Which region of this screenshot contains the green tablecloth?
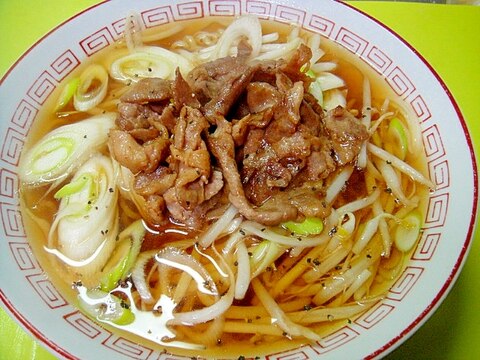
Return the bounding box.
[1,1,479,359]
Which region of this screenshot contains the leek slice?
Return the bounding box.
[250,240,284,278]
[100,220,146,291]
[48,154,119,276]
[55,77,80,112]
[394,209,423,252]
[309,79,324,107]
[386,117,408,160]
[77,287,135,325]
[110,45,193,83]
[317,72,345,91]
[74,64,109,111]
[19,113,115,185]
[282,217,324,236]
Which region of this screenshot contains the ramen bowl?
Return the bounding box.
[0,0,477,359]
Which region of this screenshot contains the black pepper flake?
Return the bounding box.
[248,252,253,257]
[347,319,352,324]
[306,258,312,263]
[282,331,289,337]
[83,135,87,139]
[335,265,342,270]
[366,254,372,259]
[234,261,239,266]
[239,229,245,236]
[385,187,392,194]
[148,67,152,72]
[297,237,303,241]
[266,266,272,272]
[329,226,338,237]
[87,200,92,205]
[303,304,313,311]
[216,338,222,345]
[386,160,392,164]
[313,258,321,266]
[247,318,252,323]
[109,187,114,193]
[260,228,266,232]
[238,356,246,360]
[327,314,334,321]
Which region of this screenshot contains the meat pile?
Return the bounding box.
[109,44,368,229]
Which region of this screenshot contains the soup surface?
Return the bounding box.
[19,15,432,358]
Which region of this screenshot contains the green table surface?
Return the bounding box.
[1,1,479,359]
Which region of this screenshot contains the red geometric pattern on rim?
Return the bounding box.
[1,127,24,166]
[0,168,18,198]
[424,192,449,228]
[176,1,205,19]
[307,14,335,37]
[79,27,115,56]
[410,94,432,123]
[267,348,311,360]
[274,5,306,25]
[386,66,416,98]
[335,27,369,56]
[26,273,68,309]
[9,242,39,271]
[365,46,393,74]
[102,336,154,359]
[142,5,174,27]
[245,0,272,19]
[355,302,395,329]
[26,71,57,106]
[111,18,127,39]
[0,202,24,237]
[422,124,445,162]
[64,311,112,340]
[412,232,441,261]
[429,159,450,190]
[10,99,38,134]
[49,49,80,81]
[312,326,359,354]
[387,266,424,301]
[208,0,241,16]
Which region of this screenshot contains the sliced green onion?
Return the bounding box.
[386,117,408,160]
[74,64,109,111]
[249,240,284,278]
[317,72,345,91]
[55,77,80,112]
[54,174,91,200]
[110,45,193,83]
[309,79,323,107]
[77,287,135,325]
[100,220,146,291]
[323,88,347,111]
[282,217,324,236]
[48,154,119,276]
[394,209,423,252]
[19,113,115,185]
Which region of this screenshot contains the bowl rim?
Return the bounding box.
[0,0,478,359]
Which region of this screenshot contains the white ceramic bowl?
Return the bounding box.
[0,0,477,359]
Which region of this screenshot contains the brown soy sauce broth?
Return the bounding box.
[19,16,430,359]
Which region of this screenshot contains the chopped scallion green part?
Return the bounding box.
[282,217,324,236]
[394,209,422,252]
